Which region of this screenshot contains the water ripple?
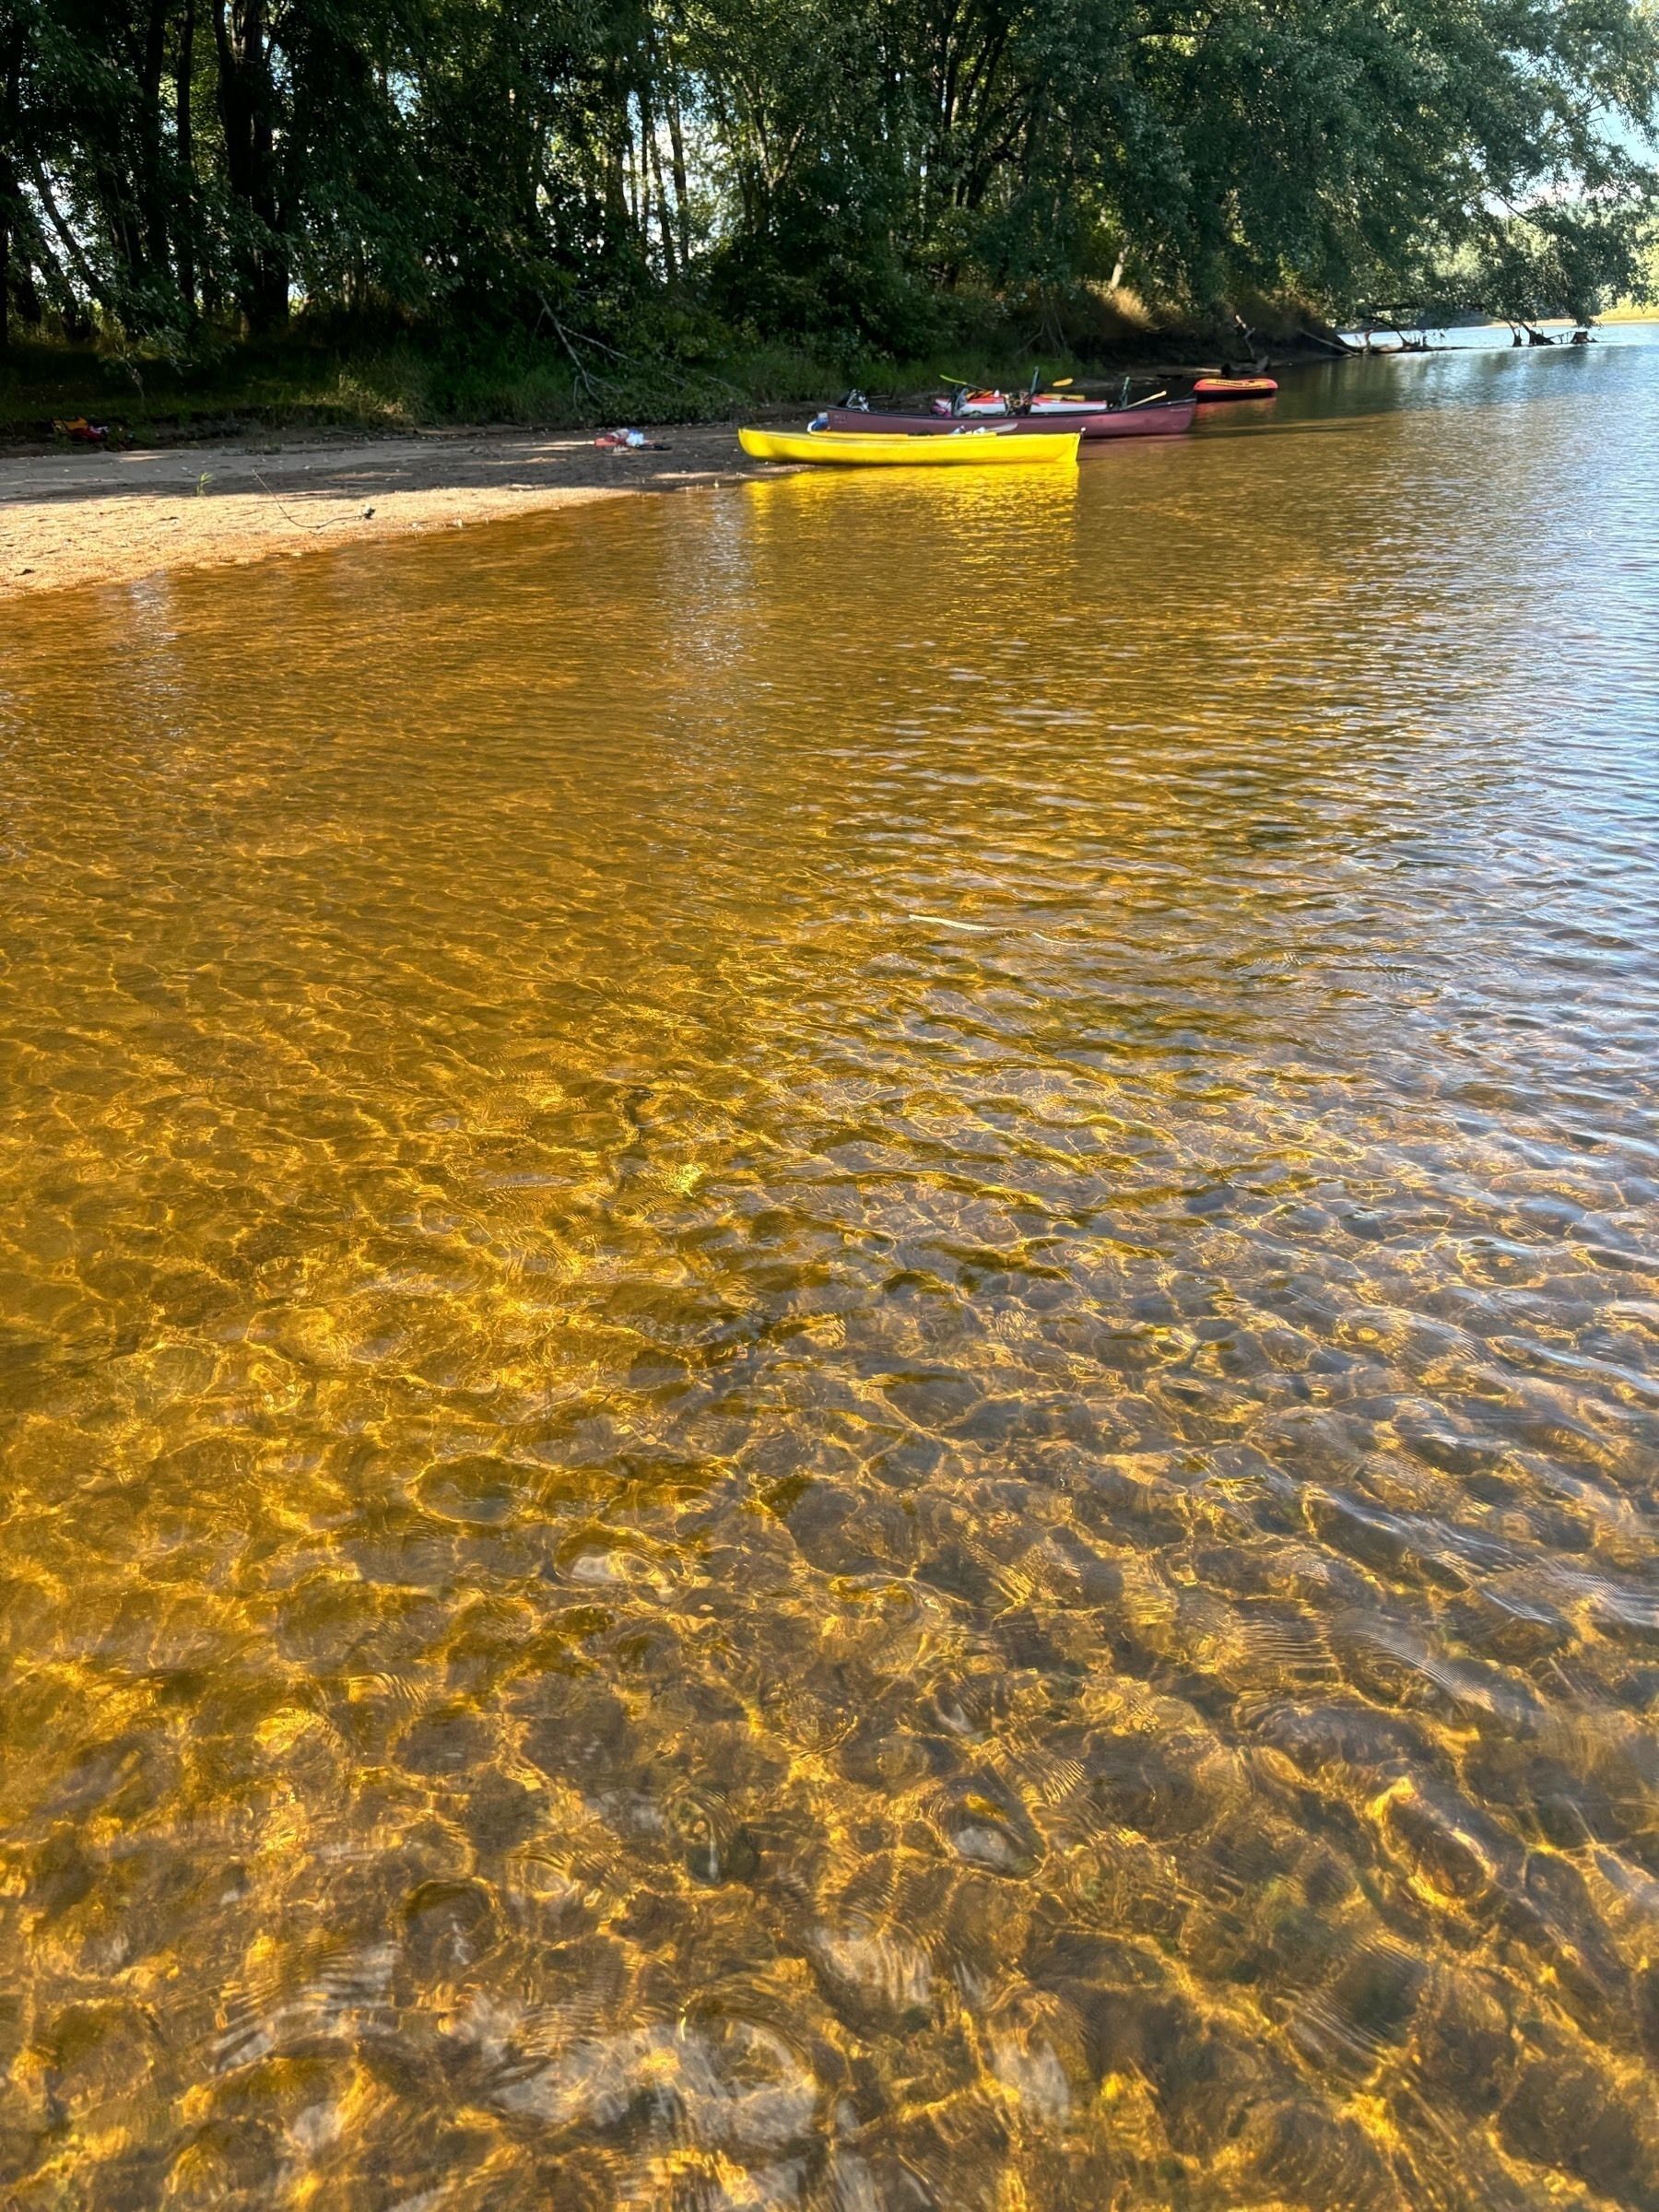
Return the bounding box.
[1,335,1657,2208]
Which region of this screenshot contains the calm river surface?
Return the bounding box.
[3,335,1658,2212]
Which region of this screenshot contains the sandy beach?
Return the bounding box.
[0,419,785,600]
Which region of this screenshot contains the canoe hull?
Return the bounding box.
[820,402,1194,441]
[739,426,1081,467]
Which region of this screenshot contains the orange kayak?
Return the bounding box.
[1192,376,1278,401]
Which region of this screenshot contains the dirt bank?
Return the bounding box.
[0,419,789,600]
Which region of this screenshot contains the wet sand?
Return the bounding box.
[0,419,786,599]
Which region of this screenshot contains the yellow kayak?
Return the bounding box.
[738,426,1080,467]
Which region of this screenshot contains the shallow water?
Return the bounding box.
[2,336,1658,2212]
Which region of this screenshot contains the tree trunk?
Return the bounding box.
[29,150,109,308]
[639,75,675,282]
[1,135,54,333]
[212,0,288,330]
[665,75,690,268]
[10,243,43,327]
[1,28,19,348]
[646,114,676,283]
[176,0,196,308]
[604,75,632,255]
[21,197,95,341]
[631,95,650,254]
[139,0,170,278]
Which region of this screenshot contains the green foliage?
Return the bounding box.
[3,0,1656,371]
[0,310,1052,433]
[1411,199,1659,326]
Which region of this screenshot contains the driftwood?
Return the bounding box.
[1359,312,1431,353]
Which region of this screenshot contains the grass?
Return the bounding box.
[0,285,1221,442]
[0,321,1124,444]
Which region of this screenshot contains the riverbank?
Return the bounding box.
[0,355,1287,600]
[0,324,1351,601]
[0,420,793,600]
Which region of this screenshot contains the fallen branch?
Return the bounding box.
[536,296,615,404]
[535,294,745,406]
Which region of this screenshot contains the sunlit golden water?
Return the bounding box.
[3,337,1659,2212]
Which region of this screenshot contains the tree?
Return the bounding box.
[2,0,1655,357]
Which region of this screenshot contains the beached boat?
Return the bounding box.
[1192,375,1278,400]
[817,399,1194,441]
[738,426,1082,467]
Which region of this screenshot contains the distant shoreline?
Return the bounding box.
[1343,313,1658,338]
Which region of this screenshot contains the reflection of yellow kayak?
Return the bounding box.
[738,426,1080,467]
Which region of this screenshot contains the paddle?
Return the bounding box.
[938,371,973,419]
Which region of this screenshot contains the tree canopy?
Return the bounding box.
[3,0,1656,359]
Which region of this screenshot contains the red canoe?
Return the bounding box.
[817,400,1195,441]
[1191,376,1277,400]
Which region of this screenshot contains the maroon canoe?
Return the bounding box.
[816,400,1195,441]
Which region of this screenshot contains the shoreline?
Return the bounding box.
[13,321,1648,602]
[0,337,1339,601]
[0,420,790,602]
